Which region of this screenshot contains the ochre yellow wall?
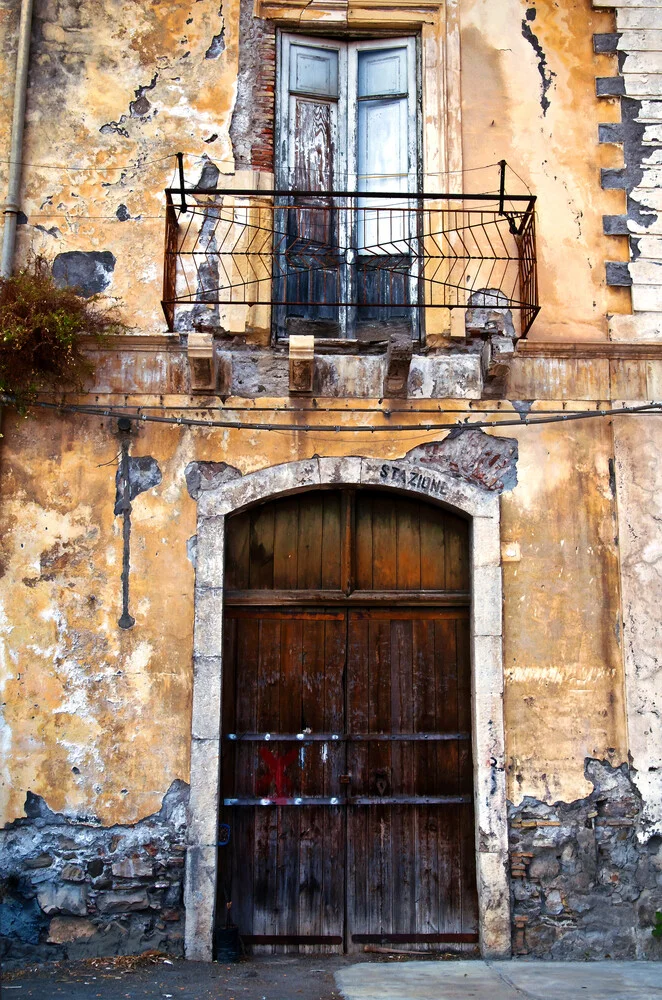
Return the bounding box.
[0,403,627,826]
[0,0,631,827]
[0,0,630,338]
[461,0,630,339]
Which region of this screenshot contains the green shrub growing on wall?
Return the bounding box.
[0,257,124,408]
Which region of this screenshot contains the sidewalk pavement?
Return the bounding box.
[4,956,662,1000]
[336,960,662,1000]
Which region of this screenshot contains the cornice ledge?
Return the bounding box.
[81,334,183,353]
[255,0,443,24]
[517,342,662,361]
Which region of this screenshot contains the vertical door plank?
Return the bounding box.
[229,616,259,941]
[419,503,446,591]
[444,514,470,591]
[390,619,415,939]
[435,618,459,796]
[368,619,393,937]
[371,496,397,590]
[278,619,303,951]
[355,493,373,590]
[456,617,478,936]
[225,512,250,589]
[412,618,436,946]
[321,492,342,590]
[396,499,421,590]
[323,617,346,951]
[340,491,354,595]
[253,619,282,951]
[273,498,299,589]
[249,505,276,589]
[346,613,368,950]
[298,495,324,589]
[434,618,460,936]
[299,618,326,952]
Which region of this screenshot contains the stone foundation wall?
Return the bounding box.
[509,760,662,960]
[0,782,189,970]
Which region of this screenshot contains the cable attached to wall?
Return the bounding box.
[4,396,662,434]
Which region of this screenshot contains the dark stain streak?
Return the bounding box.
[205,28,225,59]
[100,74,159,136]
[608,458,617,500]
[521,15,556,116]
[116,428,135,630]
[113,456,162,515]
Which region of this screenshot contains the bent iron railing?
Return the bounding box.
[161,188,539,337]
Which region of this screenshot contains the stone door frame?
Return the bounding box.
[184,455,511,960]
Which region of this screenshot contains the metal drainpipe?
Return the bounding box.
[1,0,34,278]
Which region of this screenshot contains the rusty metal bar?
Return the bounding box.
[225,732,471,742]
[243,935,343,945]
[223,795,473,806]
[223,797,345,806]
[176,152,187,214]
[161,189,178,332]
[352,933,479,944]
[166,186,535,202]
[348,795,472,805]
[498,159,507,216]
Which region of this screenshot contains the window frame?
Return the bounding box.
[274,31,423,343]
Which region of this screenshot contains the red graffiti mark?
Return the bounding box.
[257,747,299,803]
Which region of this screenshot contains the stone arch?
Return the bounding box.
[184,455,511,961]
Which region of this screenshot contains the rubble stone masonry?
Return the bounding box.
[509,760,662,960]
[0,782,189,969]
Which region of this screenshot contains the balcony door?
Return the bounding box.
[218,488,478,954]
[275,34,419,340]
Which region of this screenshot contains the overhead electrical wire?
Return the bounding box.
[0,155,519,182]
[7,397,662,433]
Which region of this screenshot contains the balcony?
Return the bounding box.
[161,186,538,340]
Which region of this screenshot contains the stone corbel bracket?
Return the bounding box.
[383,330,413,398]
[187,332,217,393]
[289,334,315,395]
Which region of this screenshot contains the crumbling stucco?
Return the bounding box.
[0,781,189,969]
[510,759,662,960]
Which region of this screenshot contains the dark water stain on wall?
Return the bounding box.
[521,7,556,116]
[52,251,116,297]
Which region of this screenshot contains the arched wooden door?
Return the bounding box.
[218,488,478,954]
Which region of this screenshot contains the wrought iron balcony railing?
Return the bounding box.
[162,187,538,339]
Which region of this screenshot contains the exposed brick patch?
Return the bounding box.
[229,0,276,172]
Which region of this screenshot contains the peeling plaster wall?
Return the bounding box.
[509,760,662,960]
[501,417,626,806]
[0,0,631,338]
[0,781,189,969]
[0,404,628,831]
[0,414,197,826]
[613,418,662,840]
[461,0,630,341]
[4,0,240,332]
[1,0,660,965]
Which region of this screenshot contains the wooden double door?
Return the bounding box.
[219,489,478,953]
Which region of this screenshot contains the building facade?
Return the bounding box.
[1,0,662,966]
